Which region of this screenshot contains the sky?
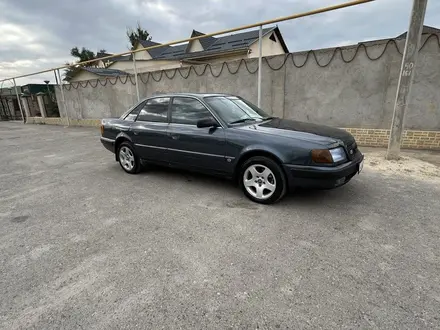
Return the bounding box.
[0,0,439,86]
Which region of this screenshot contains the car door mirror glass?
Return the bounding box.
[197,118,218,128]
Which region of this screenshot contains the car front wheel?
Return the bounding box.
[118,142,140,174]
[240,156,287,204]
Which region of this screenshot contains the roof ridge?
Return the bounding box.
[147,25,286,59]
[84,67,127,73]
[139,39,162,45]
[207,26,275,48]
[186,29,217,52]
[191,30,206,37]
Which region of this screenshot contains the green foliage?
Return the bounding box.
[127,21,152,49]
[70,47,96,62]
[64,47,99,81]
[64,62,80,82]
[64,20,152,81]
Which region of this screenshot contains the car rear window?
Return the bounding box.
[123,102,144,121]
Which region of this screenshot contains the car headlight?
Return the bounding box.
[311,147,347,163]
[329,147,347,163]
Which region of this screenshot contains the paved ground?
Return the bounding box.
[1,122,440,330]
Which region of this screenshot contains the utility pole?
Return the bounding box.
[132,56,140,102]
[12,78,25,123]
[257,25,263,108]
[386,0,428,160]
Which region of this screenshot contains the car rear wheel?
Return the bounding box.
[240,156,287,204]
[118,142,140,174]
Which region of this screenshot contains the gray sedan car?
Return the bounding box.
[100,93,364,204]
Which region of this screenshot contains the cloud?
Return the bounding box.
[1,0,440,84]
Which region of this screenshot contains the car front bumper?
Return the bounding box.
[283,153,364,189]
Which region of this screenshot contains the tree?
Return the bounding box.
[70,47,96,62]
[127,22,152,49]
[64,47,98,81]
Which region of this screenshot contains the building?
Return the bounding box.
[0,84,59,121]
[20,84,59,118]
[69,26,288,82]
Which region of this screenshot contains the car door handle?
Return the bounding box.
[170,134,179,140]
[133,131,139,135]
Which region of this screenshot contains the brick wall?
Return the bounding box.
[344,128,440,150]
[27,117,64,125]
[26,117,100,127]
[25,119,440,151]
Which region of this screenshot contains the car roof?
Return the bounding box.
[142,92,235,101]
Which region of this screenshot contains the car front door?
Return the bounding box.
[130,97,170,163]
[167,96,229,174]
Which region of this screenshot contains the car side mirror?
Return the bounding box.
[197,118,218,128]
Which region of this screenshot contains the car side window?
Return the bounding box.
[124,102,145,121]
[171,97,214,125]
[137,97,170,122]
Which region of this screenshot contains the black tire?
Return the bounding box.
[117,142,141,174]
[239,156,287,204]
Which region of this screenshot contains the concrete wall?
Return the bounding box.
[55,78,140,119]
[56,34,440,131]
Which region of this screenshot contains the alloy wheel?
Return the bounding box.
[243,164,277,200]
[119,146,135,171]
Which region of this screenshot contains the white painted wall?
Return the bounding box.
[184,53,248,64]
[106,61,134,73]
[108,60,182,74]
[188,40,204,53]
[248,32,285,58]
[70,71,100,82]
[97,60,107,68]
[134,44,153,60]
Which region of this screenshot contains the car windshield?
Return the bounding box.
[204,96,271,125]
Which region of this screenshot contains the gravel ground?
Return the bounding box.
[1,122,440,330]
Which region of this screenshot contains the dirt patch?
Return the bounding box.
[364,150,440,182]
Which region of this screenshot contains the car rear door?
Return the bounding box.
[130,97,171,163]
[167,96,228,174]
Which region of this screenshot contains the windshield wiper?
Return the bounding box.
[261,116,276,121]
[229,118,257,125]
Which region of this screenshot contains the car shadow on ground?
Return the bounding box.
[137,164,237,189]
[127,164,362,207]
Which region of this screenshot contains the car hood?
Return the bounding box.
[235,118,355,146]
